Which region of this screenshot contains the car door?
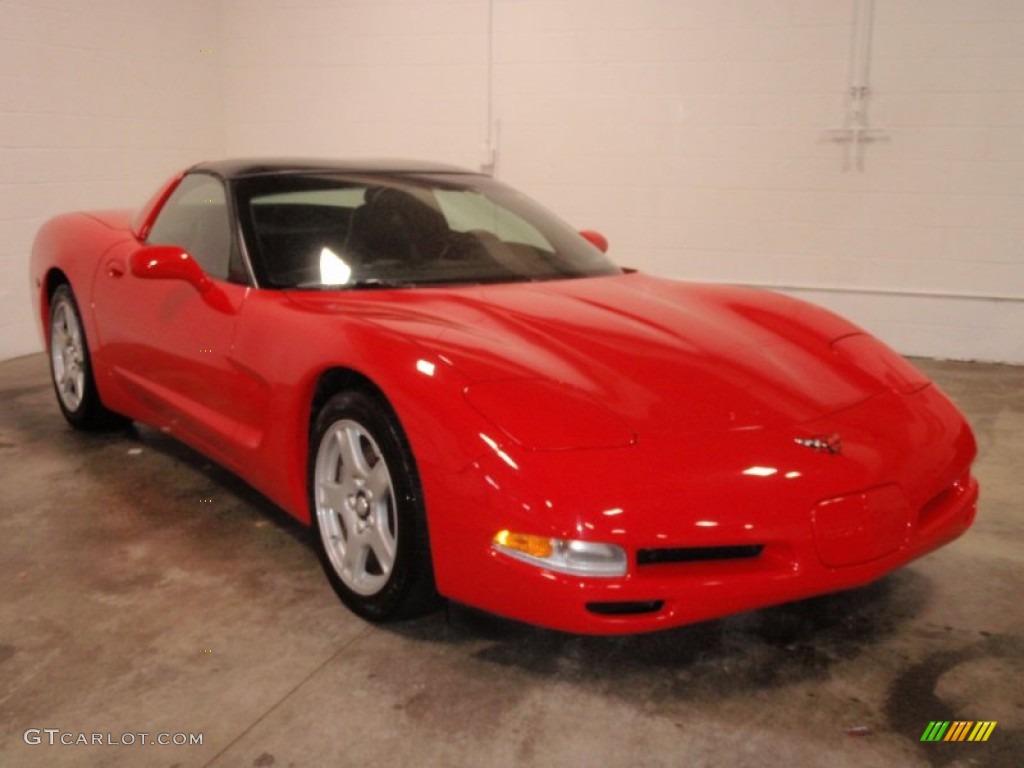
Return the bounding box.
[90,173,254,463]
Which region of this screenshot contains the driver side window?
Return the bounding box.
[148,173,242,282]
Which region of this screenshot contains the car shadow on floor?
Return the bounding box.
[391,569,933,695]
[54,406,936,702]
[76,421,315,547]
[53,407,937,697]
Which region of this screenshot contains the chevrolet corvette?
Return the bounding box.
[30,159,979,634]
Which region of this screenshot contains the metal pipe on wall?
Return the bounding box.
[826,0,885,168]
[481,0,499,176]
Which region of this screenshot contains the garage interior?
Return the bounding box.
[1,1,1022,766]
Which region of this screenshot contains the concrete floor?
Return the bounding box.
[0,353,1021,768]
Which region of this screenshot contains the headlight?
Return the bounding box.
[831,333,930,394]
[493,530,628,577]
[464,379,635,450]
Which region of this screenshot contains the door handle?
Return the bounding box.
[105,259,126,278]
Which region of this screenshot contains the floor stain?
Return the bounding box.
[885,633,1024,768]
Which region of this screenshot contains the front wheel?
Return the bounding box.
[48,284,128,431]
[309,390,439,621]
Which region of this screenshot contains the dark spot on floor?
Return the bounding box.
[886,633,1024,768]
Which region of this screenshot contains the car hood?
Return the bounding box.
[287,273,894,435]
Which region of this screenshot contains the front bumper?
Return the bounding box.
[424,384,978,634]
[471,473,975,634]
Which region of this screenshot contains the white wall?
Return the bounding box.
[3,0,1023,364]
[221,0,489,166]
[216,0,1024,365]
[490,0,1024,364]
[0,0,224,359]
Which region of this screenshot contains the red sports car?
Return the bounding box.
[30,159,978,634]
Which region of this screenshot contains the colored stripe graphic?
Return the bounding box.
[921,721,997,742]
[967,721,997,742]
[944,721,972,741]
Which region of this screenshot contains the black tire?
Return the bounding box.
[47,284,129,431]
[308,389,440,621]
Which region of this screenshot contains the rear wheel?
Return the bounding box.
[309,390,439,621]
[48,284,128,431]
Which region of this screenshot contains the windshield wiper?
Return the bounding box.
[347,278,412,290]
[292,278,411,290]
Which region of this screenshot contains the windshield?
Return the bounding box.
[233,173,620,289]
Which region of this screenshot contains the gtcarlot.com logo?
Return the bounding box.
[24,729,203,747]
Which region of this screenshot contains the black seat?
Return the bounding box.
[348,187,450,265]
[253,204,357,286]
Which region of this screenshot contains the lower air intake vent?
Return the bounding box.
[637,544,764,566]
[586,600,664,616]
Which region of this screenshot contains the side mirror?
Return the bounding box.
[579,230,609,253]
[130,245,212,293]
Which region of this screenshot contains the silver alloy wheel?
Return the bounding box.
[314,419,398,596]
[50,297,86,412]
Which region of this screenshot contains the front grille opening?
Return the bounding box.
[586,600,664,616]
[637,544,764,566]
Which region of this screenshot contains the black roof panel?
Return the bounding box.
[189,157,479,179]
